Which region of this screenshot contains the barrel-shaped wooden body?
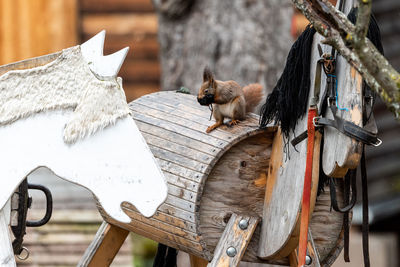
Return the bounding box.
[98,91,346,265]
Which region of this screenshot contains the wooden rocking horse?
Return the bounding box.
[0,0,383,266]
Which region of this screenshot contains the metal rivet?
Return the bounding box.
[226,247,237,257]
[238,219,249,230]
[305,255,312,265]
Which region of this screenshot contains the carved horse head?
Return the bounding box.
[0,31,167,223]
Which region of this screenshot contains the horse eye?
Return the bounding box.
[205,89,209,94]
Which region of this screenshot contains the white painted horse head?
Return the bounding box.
[0,31,167,223]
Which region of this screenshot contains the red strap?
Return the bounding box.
[297,107,317,267]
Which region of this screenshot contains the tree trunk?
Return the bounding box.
[153,0,294,96]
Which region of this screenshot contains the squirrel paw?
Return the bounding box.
[228,120,240,126]
[206,126,214,133]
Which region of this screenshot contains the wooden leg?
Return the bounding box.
[207,213,259,267]
[189,254,208,267]
[289,249,298,267]
[0,202,16,267]
[289,229,321,267]
[78,221,129,267]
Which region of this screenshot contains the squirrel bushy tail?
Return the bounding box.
[243,83,263,113]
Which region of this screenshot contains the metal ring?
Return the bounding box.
[312,116,320,127]
[16,246,30,261]
[373,138,382,147]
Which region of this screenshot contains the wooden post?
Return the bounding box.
[78,221,129,267]
[0,201,16,267]
[207,214,259,267]
[190,254,208,267]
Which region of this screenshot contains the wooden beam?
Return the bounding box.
[82,14,158,36]
[207,214,259,267]
[190,254,208,267]
[79,222,129,267]
[81,0,154,12]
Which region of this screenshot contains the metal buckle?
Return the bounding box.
[372,138,382,147]
[327,97,336,107]
[313,116,320,127]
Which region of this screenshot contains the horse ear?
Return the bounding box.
[203,66,215,83]
[81,30,129,79]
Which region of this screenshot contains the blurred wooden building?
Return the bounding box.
[0,0,160,103]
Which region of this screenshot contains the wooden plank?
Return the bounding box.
[119,60,160,83]
[141,132,214,164]
[111,220,210,260]
[82,14,157,36]
[79,222,129,267]
[130,102,239,141]
[198,134,273,263]
[121,208,200,240]
[0,0,77,65]
[132,112,228,148]
[100,35,159,60]
[207,214,259,267]
[167,183,198,203]
[190,254,209,267]
[122,205,197,232]
[81,0,154,12]
[318,1,363,177]
[135,121,218,156]
[149,145,210,175]
[107,217,205,253]
[123,83,159,102]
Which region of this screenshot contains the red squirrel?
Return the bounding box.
[197,67,263,133]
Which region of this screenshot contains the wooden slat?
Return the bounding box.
[79,222,129,267]
[123,83,159,102]
[132,112,228,148]
[149,145,210,174]
[121,208,199,240]
[81,0,154,12]
[109,219,209,260]
[130,102,238,141]
[207,214,259,267]
[120,60,160,82]
[0,0,77,65]
[93,34,159,60]
[121,205,197,232]
[136,121,218,155]
[82,14,157,36]
[142,132,214,164]
[190,255,209,267]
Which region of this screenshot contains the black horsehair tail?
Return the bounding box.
[259,8,383,139]
[259,25,316,139]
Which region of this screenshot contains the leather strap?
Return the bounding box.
[361,147,370,267]
[297,106,317,267]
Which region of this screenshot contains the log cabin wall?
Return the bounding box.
[81,0,161,102]
[0,0,78,65]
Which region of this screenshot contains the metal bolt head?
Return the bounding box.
[226,247,237,257]
[238,219,249,230]
[305,255,312,265]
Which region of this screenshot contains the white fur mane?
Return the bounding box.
[0,46,131,144]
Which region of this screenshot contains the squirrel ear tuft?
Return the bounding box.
[203,66,214,82]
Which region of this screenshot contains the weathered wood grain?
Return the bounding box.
[96,92,345,265]
[190,254,209,267]
[314,1,364,177]
[79,222,129,267]
[207,214,259,267]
